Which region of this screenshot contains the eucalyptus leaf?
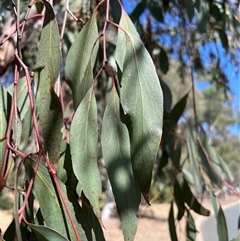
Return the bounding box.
[28,224,69,241]
[70,87,101,217]
[0,86,9,170]
[186,210,197,241]
[168,201,178,241]
[115,10,163,202]
[102,86,141,241]
[65,13,99,109]
[184,0,194,22]
[6,77,29,120]
[174,180,185,221]
[186,124,202,192]
[182,179,210,216]
[217,206,229,241]
[34,0,63,166]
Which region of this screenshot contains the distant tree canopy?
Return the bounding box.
[0,0,239,241]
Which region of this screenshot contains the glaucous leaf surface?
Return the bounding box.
[116,9,163,202]
[102,86,141,241]
[34,1,63,165]
[70,87,101,217]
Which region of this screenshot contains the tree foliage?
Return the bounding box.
[0,0,239,241]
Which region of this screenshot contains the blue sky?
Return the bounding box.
[122,0,240,136]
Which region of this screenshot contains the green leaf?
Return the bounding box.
[102,86,141,241]
[186,124,202,192]
[184,0,194,22]
[186,210,197,241]
[34,0,63,165]
[81,194,106,241]
[159,47,169,74]
[217,154,234,183]
[24,159,88,241]
[0,86,9,170]
[168,93,188,130]
[130,2,146,21]
[182,169,194,185]
[210,4,222,22]
[160,79,172,112]
[217,206,229,241]
[195,0,208,33]
[198,129,222,188]
[6,77,29,120]
[174,180,185,221]
[217,29,229,51]
[182,179,210,216]
[168,201,178,241]
[28,224,69,241]
[149,2,164,22]
[70,87,101,217]
[115,10,163,203]
[209,189,218,215]
[65,13,99,109]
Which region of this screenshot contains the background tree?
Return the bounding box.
[0,0,239,241]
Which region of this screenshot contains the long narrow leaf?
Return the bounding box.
[65,13,99,109]
[186,210,197,241]
[102,86,141,241]
[182,179,210,216]
[34,1,63,166]
[168,201,178,241]
[0,86,9,170]
[70,87,101,217]
[217,206,229,241]
[115,9,163,202]
[186,124,202,192]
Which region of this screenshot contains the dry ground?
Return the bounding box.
[0,195,239,240]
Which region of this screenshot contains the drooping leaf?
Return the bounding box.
[195,0,208,33]
[174,180,185,221]
[198,129,222,188]
[217,29,229,51]
[0,86,9,171]
[102,86,141,241]
[217,154,234,183]
[6,77,29,120]
[160,79,172,112]
[186,210,197,241]
[24,159,88,241]
[70,87,101,217]
[115,10,163,202]
[65,13,99,109]
[182,179,210,216]
[186,124,202,192]
[210,4,222,22]
[34,1,63,166]
[159,47,169,74]
[182,169,194,185]
[28,224,69,241]
[184,0,194,22]
[130,1,146,21]
[149,2,164,22]
[168,201,178,241]
[81,194,106,241]
[164,131,181,169]
[217,206,229,241]
[168,93,188,130]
